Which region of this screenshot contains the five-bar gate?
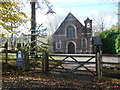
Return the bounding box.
[42,53,102,78]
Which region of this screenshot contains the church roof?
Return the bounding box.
[53,12,84,36]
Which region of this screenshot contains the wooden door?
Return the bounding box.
[68,42,75,54]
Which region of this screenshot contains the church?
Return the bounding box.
[52,13,93,54]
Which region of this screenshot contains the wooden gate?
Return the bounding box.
[42,53,102,78]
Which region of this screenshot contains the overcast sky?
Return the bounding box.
[20,0,119,34]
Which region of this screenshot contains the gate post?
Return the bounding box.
[99,51,102,78]
[96,52,100,79]
[4,42,8,64]
[24,51,30,71]
[42,51,49,73]
[95,45,102,79]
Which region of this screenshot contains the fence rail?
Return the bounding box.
[101,54,120,67]
[100,54,120,78]
[101,54,120,57]
[102,62,120,65]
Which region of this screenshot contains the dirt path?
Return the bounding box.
[2,70,120,90]
[2,72,100,89]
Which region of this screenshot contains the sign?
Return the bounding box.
[16,49,24,67]
[93,37,102,45]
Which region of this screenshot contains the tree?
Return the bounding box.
[91,11,113,35]
[115,34,120,54]
[98,26,120,54]
[0,0,28,39]
[45,14,64,36]
[117,1,120,26]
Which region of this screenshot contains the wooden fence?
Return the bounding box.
[1,51,42,71]
[101,54,120,78]
[1,49,120,79]
[102,54,120,67]
[40,53,120,79]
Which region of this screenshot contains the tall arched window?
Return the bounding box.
[81,38,87,49]
[56,40,61,49]
[66,25,76,39]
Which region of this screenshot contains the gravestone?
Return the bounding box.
[16,49,24,67]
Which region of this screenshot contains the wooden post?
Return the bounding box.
[5,42,8,64]
[99,51,102,78]
[95,45,102,79]
[96,52,101,79]
[42,51,49,73]
[24,52,30,71]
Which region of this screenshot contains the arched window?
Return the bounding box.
[81,38,87,49]
[66,25,76,39]
[56,40,61,49]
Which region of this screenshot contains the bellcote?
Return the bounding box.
[84,17,92,29]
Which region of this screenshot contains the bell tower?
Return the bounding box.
[84,17,93,54]
[84,17,92,30]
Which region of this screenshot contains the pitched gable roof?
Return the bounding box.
[52,12,84,36]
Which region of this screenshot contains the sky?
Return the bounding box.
[20,0,119,34]
[51,0,118,23]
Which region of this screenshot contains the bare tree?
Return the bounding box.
[45,14,64,36]
[117,1,120,27]
[91,11,113,34]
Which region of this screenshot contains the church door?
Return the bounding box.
[68,42,75,54]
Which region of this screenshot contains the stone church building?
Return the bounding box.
[52,13,93,54]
